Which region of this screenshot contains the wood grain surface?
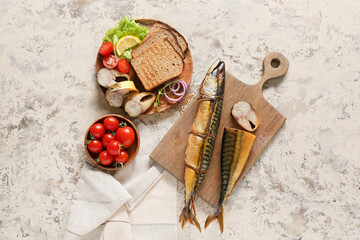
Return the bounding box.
[150,52,289,207]
[95,19,193,114]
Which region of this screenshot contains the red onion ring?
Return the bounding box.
[171,87,185,96]
[164,85,181,96]
[169,82,180,92]
[164,79,188,103]
[164,90,185,102]
[171,81,187,96]
[179,80,188,91]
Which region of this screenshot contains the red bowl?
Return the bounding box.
[84,114,140,171]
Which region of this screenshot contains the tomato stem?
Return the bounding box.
[96,157,100,164]
[119,122,127,128]
[154,78,181,111]
[115,162,124,168]
[118,144,123,155]
[89,134,95,140]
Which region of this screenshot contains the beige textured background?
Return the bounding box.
[0,0,359,239]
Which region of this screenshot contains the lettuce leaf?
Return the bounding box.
[103,17,148,60]
[120,48,133,62]
[104,16,148,43]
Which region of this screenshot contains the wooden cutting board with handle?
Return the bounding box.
[150,52,289,207]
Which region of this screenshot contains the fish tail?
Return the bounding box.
[179,206,191,228]
[179,206,201,232]
[191,214,201,232]
[204,205,224,233]
[179,208,187,229]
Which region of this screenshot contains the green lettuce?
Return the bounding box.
[103,16,148,60]
[120,48,134,62]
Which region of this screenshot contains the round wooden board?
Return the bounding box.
[95,19,193,115]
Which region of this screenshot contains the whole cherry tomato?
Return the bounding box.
[90,123,106,139]
[99,42,114,56]
[114,149,129,164]
[99,151,113,165]
[103,117,119,131]
[107,140,122,156]
[117,58,130,73]
[87,139,102,153]
[102,133,115,148]
[116,126,135,148]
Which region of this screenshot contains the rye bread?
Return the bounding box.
[150,22,188,53]
[131,38,184,91]
[131,28,184,59]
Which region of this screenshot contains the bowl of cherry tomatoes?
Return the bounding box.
[84,114,139,170]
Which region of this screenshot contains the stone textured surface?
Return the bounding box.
[1,0,360,239]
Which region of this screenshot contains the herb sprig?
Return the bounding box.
[153,79,180,111]
[154,79,180,112]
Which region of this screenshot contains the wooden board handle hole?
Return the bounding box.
[270,58,280,68]
[257,52,289,88]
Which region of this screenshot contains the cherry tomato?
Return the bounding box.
[107,140,122,155]
[103,54,118,69]
[90,123,106,139]
[87,139,102,153]
[102,133,115,148]
[99,42,114,56]
[117,58,130,73]
[116,126,135,148]
[99,151,113,165]
[103,117,119,131]
[114,150,128,164]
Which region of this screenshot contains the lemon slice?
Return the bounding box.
[115,35,141,56]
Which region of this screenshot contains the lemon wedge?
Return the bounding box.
[115,35,141,56]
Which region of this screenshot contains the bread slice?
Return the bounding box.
[131,28,184,59]
[151,22,188,53]
[131,38,184,91]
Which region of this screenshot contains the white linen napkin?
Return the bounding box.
[65,120,177,240]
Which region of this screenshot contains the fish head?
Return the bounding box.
[200,59,225,98]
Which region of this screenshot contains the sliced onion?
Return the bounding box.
[178,80,188,92]
[169,82,180,92]
[179,80,188,91]
[164,90,185,102]
[169,80,187,96]
[164,79,188,103]
[169,87,184,96]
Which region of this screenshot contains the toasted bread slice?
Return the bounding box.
[151,22,188,53]
[131,38,184,91]
[131,28,184,59]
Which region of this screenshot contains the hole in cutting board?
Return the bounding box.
[271,58,280,68]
